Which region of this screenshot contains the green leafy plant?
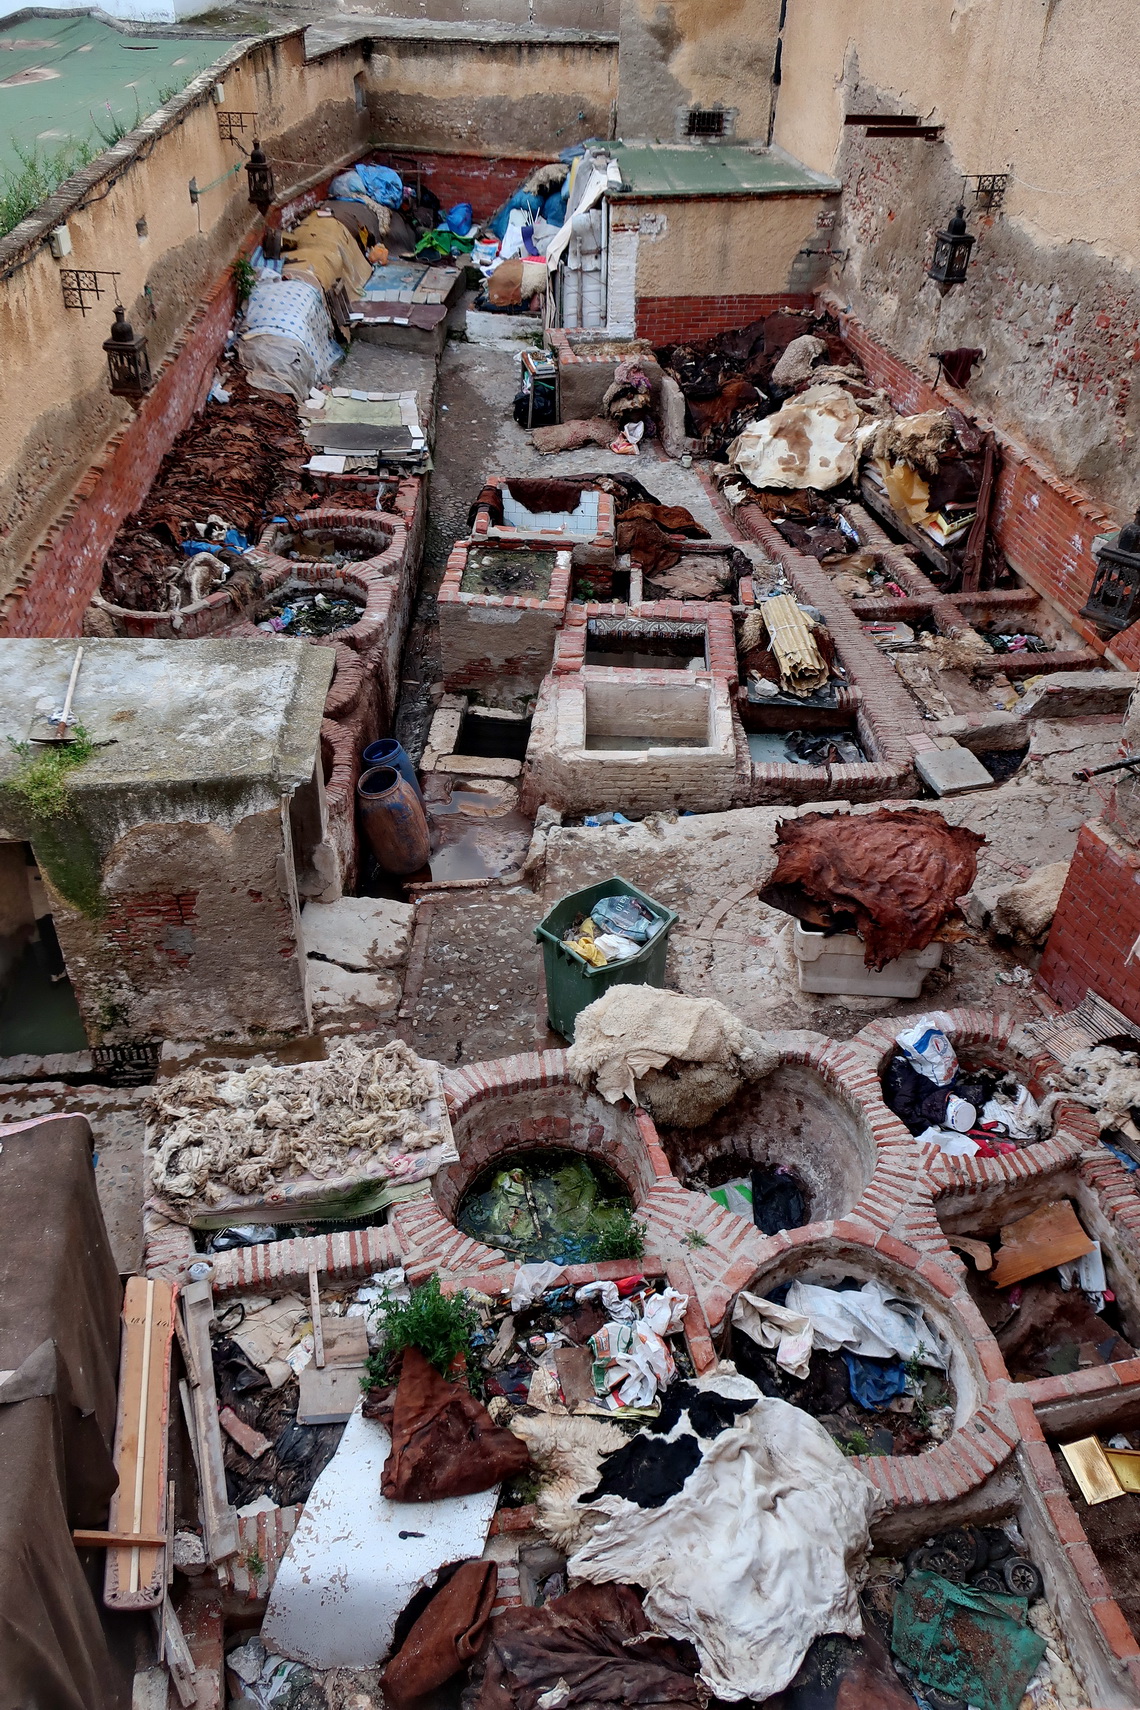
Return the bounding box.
[685,1229,710,1250]
[243,1547,265,1579]
[91,98,139,149]
[232,253,257,303]
[4,725,96,820]
[362,1274,477,1389]
[587,1205,647,1263]
[837,1427,873,1457]
[156,81,183,106]
[574,577,600,601]
[0,140,95,240]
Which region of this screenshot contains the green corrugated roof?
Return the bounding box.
[605,142,839,200]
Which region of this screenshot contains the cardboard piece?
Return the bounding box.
[990,1201,1094,1289]
[554,1345,597,1410]
[297,1364,367,1426]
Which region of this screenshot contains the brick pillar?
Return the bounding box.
[1038,819,1140,1023]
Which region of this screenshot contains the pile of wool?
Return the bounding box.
[147,1038,442,1205]
[1046,1045,1140,1133]
[568,987,779,1127]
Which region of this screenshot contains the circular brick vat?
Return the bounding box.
[659,1061,878,1229]
[433,1079,658,1224]
[258,508,399,573]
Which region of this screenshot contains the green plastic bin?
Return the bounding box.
[535,875,679,1041]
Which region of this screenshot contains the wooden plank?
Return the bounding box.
[1061,1437,1125,1506]
[990,1200,1094,1288]
[859,474,953,579]
[104,1277,175,1609]
[75,1530,168,1548]
[180,1279,240,1565]
[308,1262,325,1369]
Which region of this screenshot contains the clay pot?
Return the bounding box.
[357,765,431,874]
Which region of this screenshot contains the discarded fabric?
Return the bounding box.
[378,1346,532,1502]
[731,1290,813,1380]
[381,1559,498,1706]
[784,1278,947,1368]
[891,1572,1046,1710]
[568,1371,886,1701]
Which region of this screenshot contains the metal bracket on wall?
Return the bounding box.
[217,110,258,146]
[845,114,944,141]
[970,174,1009,212]
[59,269,121,314]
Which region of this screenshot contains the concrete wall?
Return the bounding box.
[363,34,617,155]
[616,0,780,141]
[329,0,616,24]
[771,0,1140,517]
[0,29,371,623]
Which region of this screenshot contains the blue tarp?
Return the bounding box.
[842,1353,908,1411]
[328,164,404,211]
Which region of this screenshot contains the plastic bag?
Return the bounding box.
[590,1320,674,1408]
[895,1018,959,1086]
[982,1085,1041,1141]
[576,1279,639,1324]
[642,1287,688,1337]
[595,932,640,962]
[591,894,658,944]
[512,1261,566,1311]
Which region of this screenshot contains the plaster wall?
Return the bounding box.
[0,29,371,614]
[625,192,829,299]
[771,0,1140,515]
[616,0,780,141]
[362,36,617,155]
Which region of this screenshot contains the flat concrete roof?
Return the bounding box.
[606,141,840,200]
[0,639,332,796]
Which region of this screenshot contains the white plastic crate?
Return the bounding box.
[793,923,942,999]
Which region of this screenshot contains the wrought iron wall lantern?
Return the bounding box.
[928,204,975,291]
[245,140,276,214]
[103,304,152,399]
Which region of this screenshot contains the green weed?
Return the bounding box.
[587,1204,647,1262]
[4,725,96,820]
[0,140,95,239]
[685,1229,710,1250]
[232,253,256,303]
[361,1274,477,1388]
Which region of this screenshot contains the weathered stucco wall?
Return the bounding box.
[349,0,616,24]
[52,805,311,1044]
[630,193,829,298]
[0,29,371,613]
[616,0,780,141]
[771,0,1140,516]
[363,35,617,155]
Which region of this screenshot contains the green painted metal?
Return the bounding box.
[0,16,234,177]
[606,141,840,200]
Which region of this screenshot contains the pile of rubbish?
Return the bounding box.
[457,1151,639,1264]
[951,1192,1133,1384]
[568,986,780,1127]
[98,368,306,613]
[145,1039,456,1222]
[883,1017,1053,1157]
[558,891,662,969]
[760,808,985,969]
[655,309,855,456]
[729,1274,955,1457]
[257,588,363,637]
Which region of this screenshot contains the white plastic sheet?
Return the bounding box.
[569,1373,886,1701]
[261,1407,498,1668]
[785,1278,947,1369]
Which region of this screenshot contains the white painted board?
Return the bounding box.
[261,1406,499,1668]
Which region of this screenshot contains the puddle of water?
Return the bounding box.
[426,785,533,882]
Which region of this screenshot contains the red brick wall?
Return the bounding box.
[636,292,814,346]
[0,273,236,640]
[1038,820,1140,1023]
[368,151,540,222]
